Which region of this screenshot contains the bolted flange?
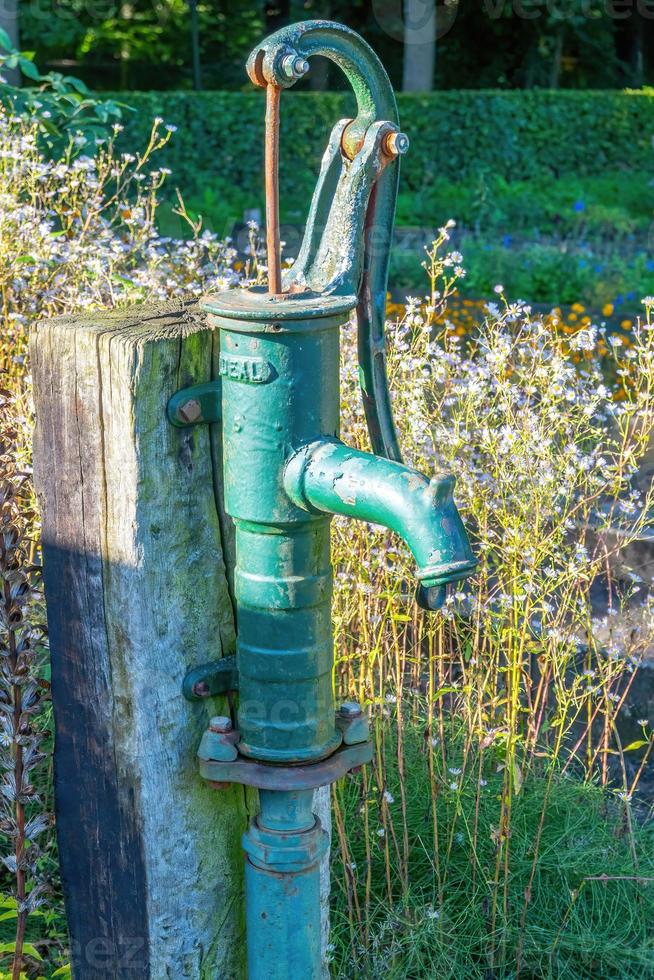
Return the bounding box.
[199,740,373,790]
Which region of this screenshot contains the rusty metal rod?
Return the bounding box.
[265,83,282,295]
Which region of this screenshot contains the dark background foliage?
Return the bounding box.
[16,0,654,92]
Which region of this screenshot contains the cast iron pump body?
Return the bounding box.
[171,19,477,980]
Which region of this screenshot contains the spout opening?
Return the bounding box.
[416,583,447,612]
[416,557,478,613]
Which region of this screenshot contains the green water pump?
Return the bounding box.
[169,19,477,980]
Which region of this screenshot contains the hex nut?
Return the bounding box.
[209,715,233,734]
[338,701,362,718]
[384,131,410,157]
[281,52,310,80]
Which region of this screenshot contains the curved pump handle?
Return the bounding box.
[246,20,406,463]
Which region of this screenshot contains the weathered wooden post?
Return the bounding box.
[30,301,247,978]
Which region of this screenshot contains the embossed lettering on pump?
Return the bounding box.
[219,352,274,384]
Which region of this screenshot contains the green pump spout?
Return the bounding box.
[285,438,477,611]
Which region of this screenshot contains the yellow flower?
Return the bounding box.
[571,302,585,314]
[602,303,614,317]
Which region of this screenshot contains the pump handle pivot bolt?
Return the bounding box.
[384,131,410,157]
[280,52,309,80]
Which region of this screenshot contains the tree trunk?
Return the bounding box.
[549,26,564,89]
[631,11,644,88]
[0,0,20,86]
[402,0,436,91]
[189,0,202,90]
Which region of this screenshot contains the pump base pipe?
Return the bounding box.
[243,790,328,980]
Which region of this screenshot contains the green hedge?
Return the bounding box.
[112,89,654,220]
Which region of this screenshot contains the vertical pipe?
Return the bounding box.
[234,522,340,764]
[265,84,283,295]
[243,790,327,980]
[205,302,353,978]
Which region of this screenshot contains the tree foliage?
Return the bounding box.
[15,0,654,91]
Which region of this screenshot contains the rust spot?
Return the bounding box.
[248,49,267,88]
[265,83,283,295]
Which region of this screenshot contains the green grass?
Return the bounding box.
[330,724,654,979]
[391,238,654,309]
[396,172,654,241]
[174,171,654,309]
[178,171,654,244]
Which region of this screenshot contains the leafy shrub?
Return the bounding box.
[396,172,654,240]
[0,31,125,156]
[0,391,52,980]
[390,238,654,309]
[0,107,239,379]
[103,89,654,223]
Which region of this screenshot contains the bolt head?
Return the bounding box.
[193,680,211,698]
[178,398,202,423]
[209,715,232,734]
[384,131,410,157]
[339,701,362,718]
